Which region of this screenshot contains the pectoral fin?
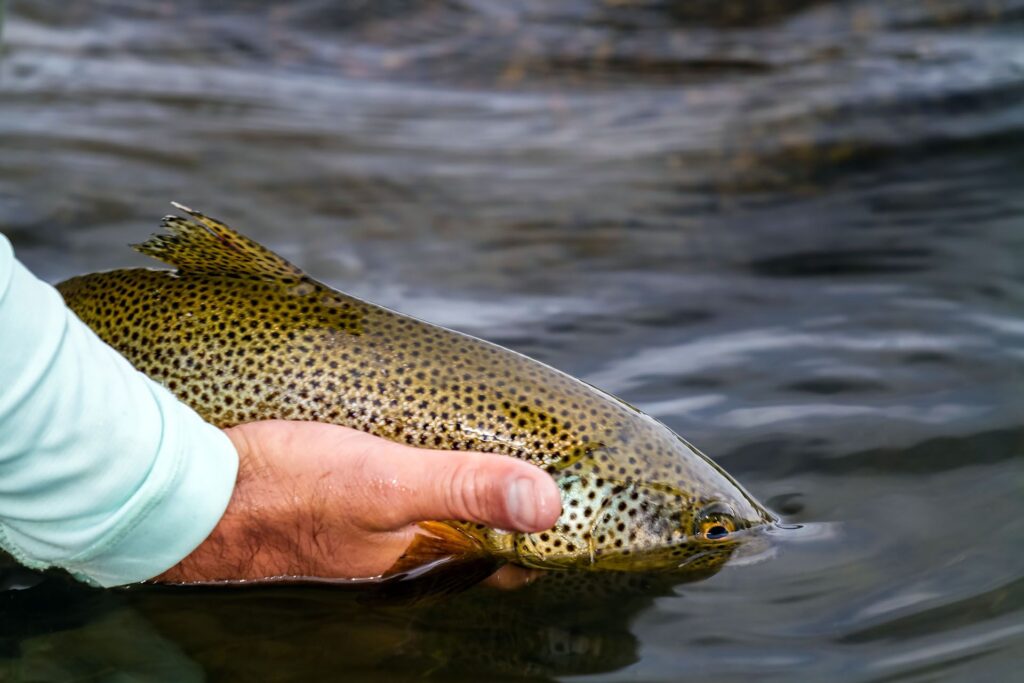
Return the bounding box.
[377,522,502,599]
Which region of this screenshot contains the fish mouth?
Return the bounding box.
[701,519,840,568]
[713,525,777,567]
[762,519,842,543]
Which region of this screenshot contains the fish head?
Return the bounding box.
[497,413,775,575]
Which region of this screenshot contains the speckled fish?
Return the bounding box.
[57,204,775,585]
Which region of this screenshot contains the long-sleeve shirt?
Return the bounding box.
[0,234,238,587]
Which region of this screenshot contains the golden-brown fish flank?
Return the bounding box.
[58,204,774,579]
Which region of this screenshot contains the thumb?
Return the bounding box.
[377,448,562,533]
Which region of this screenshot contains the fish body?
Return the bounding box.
[57,205,774,578]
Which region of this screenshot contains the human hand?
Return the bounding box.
[154,420,561,584]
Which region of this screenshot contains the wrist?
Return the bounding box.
[155,426,317,582]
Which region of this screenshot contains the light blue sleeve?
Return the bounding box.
[0,234,239,587]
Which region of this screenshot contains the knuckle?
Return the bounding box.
[444,460,495,524]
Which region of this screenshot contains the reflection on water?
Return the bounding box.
[4,569,672,682]
[2,1,1023,681]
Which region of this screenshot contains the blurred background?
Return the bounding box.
[1,1,1023,681]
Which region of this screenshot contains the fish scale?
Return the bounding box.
[57,204,774,579]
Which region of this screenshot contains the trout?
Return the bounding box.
[57,204,774,585]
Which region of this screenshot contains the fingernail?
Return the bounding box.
[507,478,540,531]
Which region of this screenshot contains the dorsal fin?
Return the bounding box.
[132,202,306,282]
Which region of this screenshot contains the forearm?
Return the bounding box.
[0,234,238,586]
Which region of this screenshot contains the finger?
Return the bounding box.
[481,565,546,591]
[366,446,562,533]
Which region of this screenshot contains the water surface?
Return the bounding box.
[2,1,1023,681]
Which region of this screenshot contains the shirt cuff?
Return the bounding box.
[64,400,239,587]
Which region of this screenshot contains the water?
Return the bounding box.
[2,1,1023,680]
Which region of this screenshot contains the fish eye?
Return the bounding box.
[694,506,738,541]
[703,522,731,540]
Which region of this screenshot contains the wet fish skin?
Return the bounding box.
[57,205,774,577]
